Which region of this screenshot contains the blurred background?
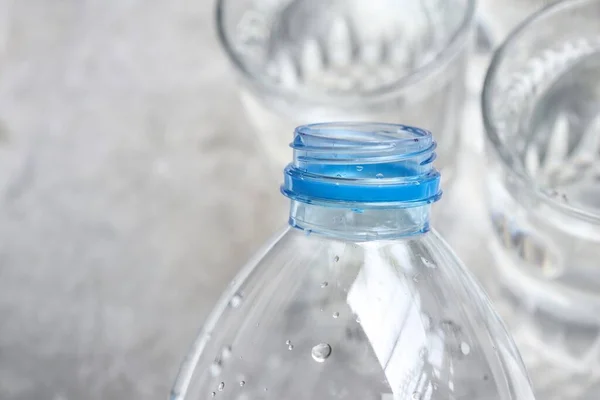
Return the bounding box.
[0,1,287,398]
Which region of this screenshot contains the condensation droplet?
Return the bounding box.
[412,273,421,282]
[375,173,384,179]
[321,282,328,288]
[356,166,364,171]
[461,342,471,355]
[239,381,245,387]
[412,391,421,400]
[211,391,216,397]
[421,256,437,268]
[218,382,225,392]
[264,387,268,392]
[222,346,232,359]
[210,360,222,376]
[229,294,243,308]
[285,340,291,345]
[441,319,460,333]
[288,344,294,350]
[334,255,339,262]
[422,314,432,331]
[333,312,339,318]
[311,343,332,362]
[356,316,361,323]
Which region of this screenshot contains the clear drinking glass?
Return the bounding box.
[171,122,535,400]
[482,1,600,399]
[216,0,475,182]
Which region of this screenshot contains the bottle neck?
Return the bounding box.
[281,123,442,240]
[289,200,431,241]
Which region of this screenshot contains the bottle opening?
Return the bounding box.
[281,122,442,208]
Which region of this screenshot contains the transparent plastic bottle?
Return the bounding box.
[170,123,535,400]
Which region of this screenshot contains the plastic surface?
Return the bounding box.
[171,123,535,400]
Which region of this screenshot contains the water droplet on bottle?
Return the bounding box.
[356,316,361,323]
[421,256,437,268]
[441,319,461,333]
[334,255,339,262]
[333,312,339,318]
[321,281,328,288]
[356,166,364,171]
[239,381,245,387]
[375,173,384,179]
[288,344,294,350]
[264,387,268,392]
[229,294,243,308]
[311,343,332,362]
[211,391,216,397]
[461,342,471,355]
[422,313,432,331]
[218,382,225,391]
[412,273,421,282]
[285,339,291,345]
[412,391,421,400]
[222,345,232,359]
[210,360,222,376]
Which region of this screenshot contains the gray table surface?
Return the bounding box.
[0,2,288,398]
[0,1,521,399]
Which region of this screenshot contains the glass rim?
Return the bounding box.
[215,0,476,102]
[481,0,600,223]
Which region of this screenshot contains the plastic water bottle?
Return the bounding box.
[171,123,535,400]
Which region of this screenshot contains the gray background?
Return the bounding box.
[0,1,286,398]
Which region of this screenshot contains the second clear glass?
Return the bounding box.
[482,1,600,399]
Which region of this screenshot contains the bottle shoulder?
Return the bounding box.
[172,228,534,400]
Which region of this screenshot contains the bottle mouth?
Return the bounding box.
[281,122,442,208]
